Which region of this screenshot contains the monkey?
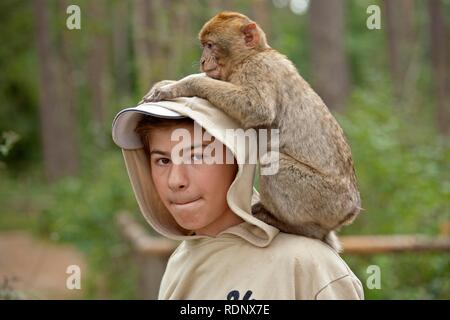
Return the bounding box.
[141,12,362,252]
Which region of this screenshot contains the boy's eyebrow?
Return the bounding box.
[150,142,212,157]
[149,149,170,157]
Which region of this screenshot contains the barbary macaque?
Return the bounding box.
[141,12,362,252]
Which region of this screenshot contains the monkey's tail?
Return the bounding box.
[324,231,342,253]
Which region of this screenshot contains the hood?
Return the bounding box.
[112,97,279,247]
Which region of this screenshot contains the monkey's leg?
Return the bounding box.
[252,201,342,252]
[252,201,326,238]
[251,202,292,231]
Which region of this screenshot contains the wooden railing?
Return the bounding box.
[116,212,450,299]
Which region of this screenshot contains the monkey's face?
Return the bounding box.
[199,13,269,81]
[199,31,256,81]
[199,40,227,80]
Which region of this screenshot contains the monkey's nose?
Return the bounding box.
[200,59,205,66]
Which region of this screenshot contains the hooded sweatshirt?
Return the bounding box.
[112,96,364,300]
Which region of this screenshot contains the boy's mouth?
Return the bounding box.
[171,197,202,205]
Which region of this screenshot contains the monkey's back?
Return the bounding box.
[231,49,356,180]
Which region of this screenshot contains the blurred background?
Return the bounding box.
[0,0,449,299]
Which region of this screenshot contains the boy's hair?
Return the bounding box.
[135,115,195,157]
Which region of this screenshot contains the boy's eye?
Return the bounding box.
[156,158,170,165]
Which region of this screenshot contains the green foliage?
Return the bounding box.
[339,87,450,236]
[0,150,142,299]
[0,131,21,157]
[336,84,450,300]
[271,4,310,78]
[346,253,450,300]
[0,1,40,172]
[36,150,143,298]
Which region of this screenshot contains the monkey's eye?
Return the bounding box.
[205,42,213,49]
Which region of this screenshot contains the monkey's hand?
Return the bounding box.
[142,73,208,103]
[143,84,179,102]
[139,80,177,104]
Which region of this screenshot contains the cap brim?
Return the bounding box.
[112,102,187,149]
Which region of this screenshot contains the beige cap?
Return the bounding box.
[112,101,187,150]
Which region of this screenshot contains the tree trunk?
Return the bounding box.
[57,0,80,170]
[384,0,416,101]
[112,0,131,99]
[308,0,349,112]
[132,0,165,94]
[167,0,191,77]
[428,0,450,135]
[34,0,79,182]
[87,0,110,139]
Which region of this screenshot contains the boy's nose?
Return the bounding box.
[167,164,189,191]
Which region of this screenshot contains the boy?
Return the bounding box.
[112,96,364,299]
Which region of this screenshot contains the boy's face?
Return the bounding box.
[148,122,242,236]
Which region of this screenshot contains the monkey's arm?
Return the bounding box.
[144,73,277,128]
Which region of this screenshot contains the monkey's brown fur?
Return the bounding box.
[142,12,362,252]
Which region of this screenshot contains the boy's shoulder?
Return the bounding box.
[267,232,353,275]
[268,232,364,299]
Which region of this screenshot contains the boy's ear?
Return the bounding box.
[241,23,260,47]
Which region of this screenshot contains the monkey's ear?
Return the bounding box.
[241,23,260,47]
